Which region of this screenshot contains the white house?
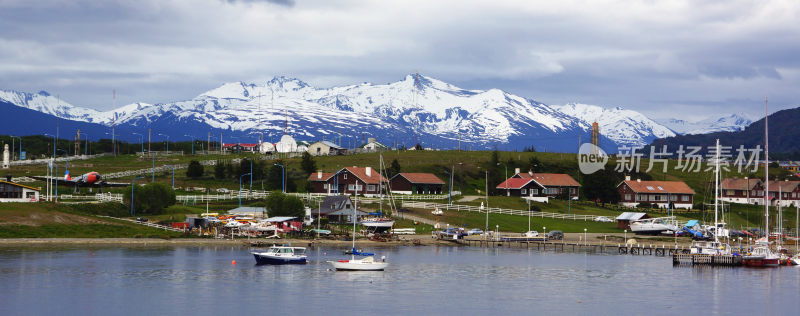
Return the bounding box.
[0,179,40,202]
[361,137,388,152]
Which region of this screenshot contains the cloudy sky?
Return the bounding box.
[1,0,798,120]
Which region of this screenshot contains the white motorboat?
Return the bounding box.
[743,243,780,267]
[689,240,731,255]
[252,245,307,265]
[629,217,678,235]
[361,217,395,230]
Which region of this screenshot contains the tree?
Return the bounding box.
[186,160,204,178]
[214,162,225,180]
[124,182,176,215]
[582,169,621,207]
[528,156,544,172]
[389,159,401,178]
[301,152,316,175]
[414,143,423,150]
[265,191,305,218]
[266,164,284,191]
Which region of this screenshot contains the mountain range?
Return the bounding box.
[0,74,752,153]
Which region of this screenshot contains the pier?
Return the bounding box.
[456,238,687,257]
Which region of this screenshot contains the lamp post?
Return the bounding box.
[274,163,285,193]
[239,173,252,207]
[10,135,21,160]
[132,133,143,153]
[495,224,499,241]
[158,133,170,154]
[624,229,627,243]
[151,152,155,182]
[44,133,55,200]
[543,226,546,243]
[164,164,175,189]
[130,176,144,216]
[584,228,587,245]
[184,134,195,154]
[485,170,489,241]
[82,133,89,156]
[56,149,68,198]
[105,132,118,156]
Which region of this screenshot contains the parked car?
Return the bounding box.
[547,230,564,240]
[523,231,539,237]
[467,228,484,236]
[594,216,613,222]
[136,217,147,222]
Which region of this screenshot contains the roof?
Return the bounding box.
[318,195,352,215]
[616,212,648,221]
[393,173,445,184]
[720,178,762,190]
[222,143,258,148]
[0,180,40,191]
[265,216,297,222]
[685,220,699,228]
[496,178,537,189]
[766,180,800,192]
[313,140,345,150]
[342,166,387,184]
[621,180,695,194]
[227,207,267,214]
[308,172,336,182]
[513,173,580,187]
[327,209,370,217]
[361,141,388,149]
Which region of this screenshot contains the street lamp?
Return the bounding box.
[239,173,252,207]
[584,228,587,245]
[164,164,175,189]
[274,163,285,193]
[158,133,170,154]
[184,134,195,154]
[130,176,145,216]
[10,135,21,161]
[82,133,89,156]
[105,132,119,156]
[132,133,143,153]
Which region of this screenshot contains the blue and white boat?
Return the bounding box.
[252,245,307,265]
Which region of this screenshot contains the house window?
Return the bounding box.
[682,195,689,201]
[625,194,631,201]
[570,188,576,194]
[670,195,677,201]
[652,195,660,201]
[521,189,527,194]
[343,173,347,180]
[323,184,328,189]
[531,189,538,195]
[726,190,735,196]
[636,194,645,201]
[367,185,376,192]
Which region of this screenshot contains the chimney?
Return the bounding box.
[365,166,372,177]
[528,170,533,177]
[515,168,520,174]
[317,171,322,179]
[636,178,641,182]
[625,175,631,181]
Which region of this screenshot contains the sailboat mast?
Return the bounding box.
[353,184,358,251]
[765,97,770,239]
[714,139,720,243]
[379,153,383,216]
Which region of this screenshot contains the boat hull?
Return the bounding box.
[253,253,307,265]
[742,257,780,267]
[329,260,388,271]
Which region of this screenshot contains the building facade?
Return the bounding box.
[496,169,581,201]
[617,178,694,209]
[0,180,40,202]
[307,167,387,196]
[307,141,347,156]
[389,173,445,194]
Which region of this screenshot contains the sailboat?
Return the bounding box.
[360,153,395,234]
[743,98,780,267]
[328,186,389,271]
[690,139,732,255]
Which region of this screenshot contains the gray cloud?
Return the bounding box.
[0,0,798,122]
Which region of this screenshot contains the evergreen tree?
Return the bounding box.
[214,162,225,180]
[186,160,204,178]
[389,159,401,177]
[300,152,316,175]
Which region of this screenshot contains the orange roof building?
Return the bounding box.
[617,178,694,209]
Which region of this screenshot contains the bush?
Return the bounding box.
[636,202,652,209]
[124,182,177,215]
[265,191,305,218]
[186,160,204,178]
[214,163,225,180]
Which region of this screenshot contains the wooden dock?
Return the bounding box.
[456,239,687,257]
[672,254,742,266]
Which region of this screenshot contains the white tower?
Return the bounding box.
[2,144,9,169]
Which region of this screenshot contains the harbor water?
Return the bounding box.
[1,245,798,315]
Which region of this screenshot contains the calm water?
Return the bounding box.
[0,245,798,315]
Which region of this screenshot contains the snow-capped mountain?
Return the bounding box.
[657,114,752,135]
[1,74,743,152]
[552,103,676,147]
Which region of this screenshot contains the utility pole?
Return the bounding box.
[148,128,151,153]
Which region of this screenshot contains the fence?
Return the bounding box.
[9,153,111,166]
[57,193,123,203]
[401,201,600,221]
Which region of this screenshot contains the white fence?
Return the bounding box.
[401,201,600,221]
[9,153,110,166]
[97,216,186,232]
[57,193,123,203]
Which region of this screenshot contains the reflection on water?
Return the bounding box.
[0,245,798,315]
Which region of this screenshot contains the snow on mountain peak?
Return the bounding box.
[553,103,676,147]
[657,113,752,135]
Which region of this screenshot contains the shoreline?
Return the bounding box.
[0,233,697,248]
